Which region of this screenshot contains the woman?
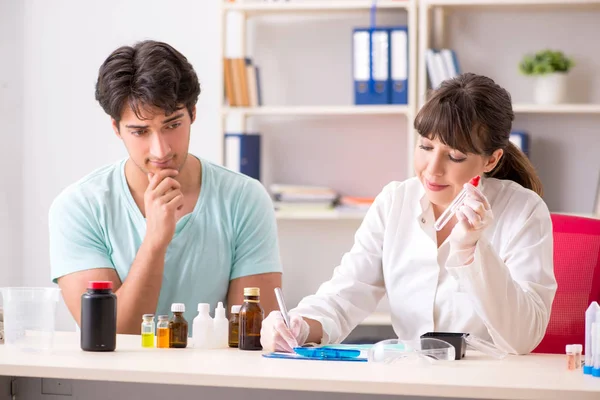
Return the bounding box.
[261,73,557,355]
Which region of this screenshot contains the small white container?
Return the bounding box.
[192,303,213,349]
[213,302,229,348]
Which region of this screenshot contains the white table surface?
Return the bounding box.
[1,332,600,400]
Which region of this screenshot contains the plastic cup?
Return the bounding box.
[0,287,61,351]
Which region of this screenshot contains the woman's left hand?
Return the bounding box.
[449,183,494,251]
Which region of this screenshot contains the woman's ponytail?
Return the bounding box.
[488,142,543,197]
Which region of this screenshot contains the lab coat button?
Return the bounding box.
[421,218,426,224]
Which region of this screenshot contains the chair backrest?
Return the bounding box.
[532,214,600,354]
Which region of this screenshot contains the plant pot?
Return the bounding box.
[534,73,568,104]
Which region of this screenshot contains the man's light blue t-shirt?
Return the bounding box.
[49,156,282,323]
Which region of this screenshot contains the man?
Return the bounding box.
[49,40,282,334]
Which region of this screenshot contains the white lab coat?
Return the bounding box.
[292,177,557,354]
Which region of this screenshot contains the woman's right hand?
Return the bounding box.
[260,311,310,353]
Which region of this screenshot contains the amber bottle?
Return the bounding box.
[169,303,188,348]
[238,288,264,351]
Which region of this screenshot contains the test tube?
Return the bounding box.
[434,176,481,231]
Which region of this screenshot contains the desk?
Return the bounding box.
[1,332,599,400]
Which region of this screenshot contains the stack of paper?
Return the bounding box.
[270,184,339,212]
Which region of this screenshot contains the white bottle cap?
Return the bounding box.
[566,344,573,353]
[231,305,241,314]
[573,344,583,353]
[215,302,226,318]
[171,303,185,312]
[197,303,210,314]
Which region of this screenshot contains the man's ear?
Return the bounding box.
[112,119,121,138]
[190,106,196,124]
[485,148,504,173]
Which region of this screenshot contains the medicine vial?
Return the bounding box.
[239,287,264,351]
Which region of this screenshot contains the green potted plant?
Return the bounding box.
[519,49,574,104]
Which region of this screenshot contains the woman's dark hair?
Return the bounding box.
[414,72,543,196]
[95,40,201,124]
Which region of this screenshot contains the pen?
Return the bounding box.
[274,287,291,328]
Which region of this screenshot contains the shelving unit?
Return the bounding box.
[220,0,418,221]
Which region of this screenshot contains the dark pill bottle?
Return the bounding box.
[81,281,117,352]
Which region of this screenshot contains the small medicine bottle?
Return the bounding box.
[81,281,117,352]
[156,315,170,348]
[239,287,264,351]
[169,303,188,348]
[566,344,582,370]
[228,305,241,348]
[141,314,155,348]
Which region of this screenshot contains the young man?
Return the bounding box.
[49,40,282,334]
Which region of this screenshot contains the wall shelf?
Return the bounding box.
[222,105,411,117]
[359,312,392,326]
[423,0,600,9]
[275,209,368,221]
[513,103,600,114]
[223,0,411,14]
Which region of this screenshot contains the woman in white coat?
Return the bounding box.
[261,73,557,355]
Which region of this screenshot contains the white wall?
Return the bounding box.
[0,0,24,294]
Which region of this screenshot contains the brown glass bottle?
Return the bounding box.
[238,287,264,351]
[229,305,241,348]
[169,303,188,348]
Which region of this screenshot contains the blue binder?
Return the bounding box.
[224,133,261,181]
[353,28,371,104]
[353,28,391,104]
[389,26,408,105]
[509,131,530,157]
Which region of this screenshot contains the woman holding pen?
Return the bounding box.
[261,73,557,355]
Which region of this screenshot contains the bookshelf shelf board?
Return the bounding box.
[513,103,600,114]
[222,105,411,116]
[223,1,410,14]
[423,0,600,9]
[275,209,368,220]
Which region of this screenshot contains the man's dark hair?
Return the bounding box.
[95,40,201,125]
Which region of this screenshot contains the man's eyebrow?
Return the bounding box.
[124,113,184,129]
[163,113,184,124]
[125,124,148,129]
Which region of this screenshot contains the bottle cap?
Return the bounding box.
[231,305,241,314]
[469,176,481,187]
[244,287,260,297]
[215,302,226,318]
[573,344,583,353]
[142,314,154,320]
[157,315,169,320]
[171,303,185,312]
[197,303,210,314]
[566,344,573,353]
[88,281,113,290]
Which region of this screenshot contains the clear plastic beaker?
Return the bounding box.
[0,287,61,351]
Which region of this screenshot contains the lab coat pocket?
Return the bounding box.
[451,292,478,331]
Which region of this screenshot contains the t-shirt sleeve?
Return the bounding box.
[230,179,282,280]
[48,189,115,284]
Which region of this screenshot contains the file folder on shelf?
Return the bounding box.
[389,26,408,105]
[353,28,391,105]
[509,131,530,157]
[225,133,261,181]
